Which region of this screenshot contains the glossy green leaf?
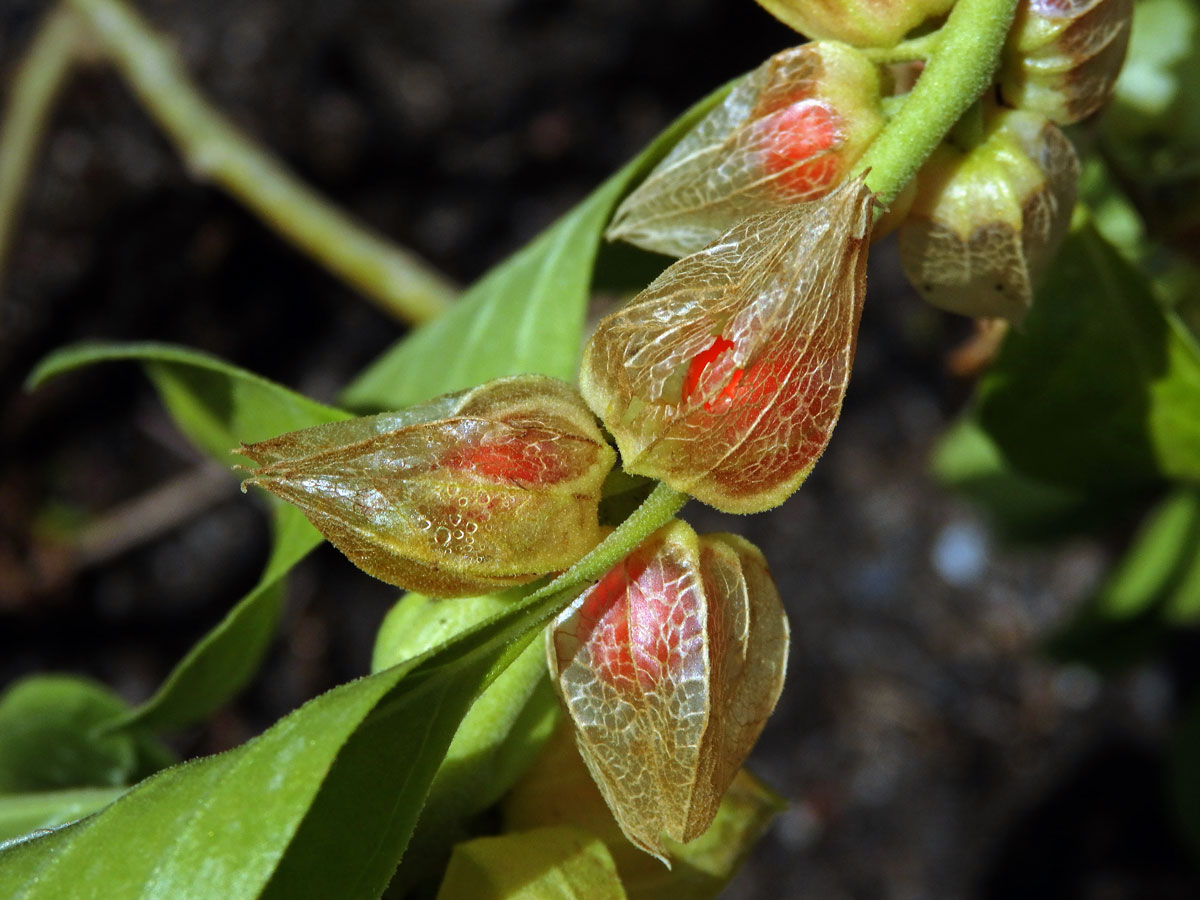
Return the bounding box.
[373,592,560,892]
[27,342,347,733]
[28,341,350,460]
[977,220,1200,490]
[108,504,322,732]
[0,677,172,794]
[436,826,627,900]
[340,83,733,413]
[0,788,125,844]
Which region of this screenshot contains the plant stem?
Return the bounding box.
[948,99,987,151]
[857,0,1019,208]
[0,7,87,300]
[63,0,456,324]
[541,481,688,602]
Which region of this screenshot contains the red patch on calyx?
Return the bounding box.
[758,100,842,196]
[440,429,567,484]
[682,335,751,414]
[578,551,682,690]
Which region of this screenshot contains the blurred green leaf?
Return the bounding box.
[930,416,1110,540]
[436,826,627,900]
[1048,489,1200,668]
[374,592,560,893]
[340,82,732,413]
[977,221,1200,490]
[0,677,172,794]
[1078,156,1200,339]
[28,342,349,734]
[0,788,125,845]
[1104,0,1200,185]
[1094,491,1200,619]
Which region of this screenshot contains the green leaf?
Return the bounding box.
[28,342,348,733]
[977,220,1200,490]
[1047,489,1200,668]
[28,342,350,461]
[0,788,126,844]
[0,677,173,794]
[0,481,686,900]
[340,83,732,413]
[0,598,543,900]
[373,592,560,893]
[108,504,323,733]
[436,827,628,900]
[1103,0,1200,187]
[930,416,1113,541]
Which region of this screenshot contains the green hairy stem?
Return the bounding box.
[857,0,1021,208]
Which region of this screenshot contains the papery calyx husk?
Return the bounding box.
[897,108,1080,323]
[606,42,884,259]
[546,520,789,861]
[584,174,874,514]
[240,375,615,598]
[754,0,956,47]
[1000,0,1133,124]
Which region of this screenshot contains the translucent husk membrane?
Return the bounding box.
[241,375,615,597]
[585,175,875,514]
[546,520,789,861]
[606,42,884,259]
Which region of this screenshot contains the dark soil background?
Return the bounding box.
[2,1,1199,897]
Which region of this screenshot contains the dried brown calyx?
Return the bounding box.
[240,375,615,597]
[584,175,875,514]
[546,520,789,862]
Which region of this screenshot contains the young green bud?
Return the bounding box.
[504,719,784,897]
[240,376,615,598]
[999,0,1133,124]
[607,43,884,258]
[584,175,874,514]
[897,108,1080,322]
[754,0,956,47]
[546,520,789,862]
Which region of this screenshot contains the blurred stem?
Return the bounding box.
[949,99,987,151]
[0,7,88,299]
[857,0,1019,208]
[1,0,456,324]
